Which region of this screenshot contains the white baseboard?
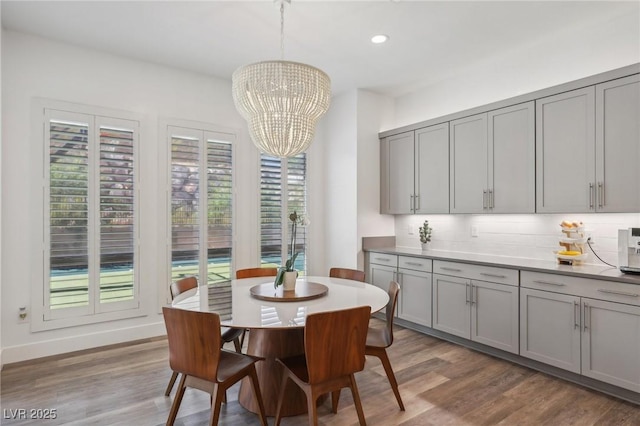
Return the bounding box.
[0,321,166,366]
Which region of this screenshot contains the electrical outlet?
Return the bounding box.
[471,226,479,238]
[18,307,28,324]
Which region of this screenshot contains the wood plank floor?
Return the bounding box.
[1,320,638,425]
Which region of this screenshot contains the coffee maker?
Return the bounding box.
[618,228,640,274]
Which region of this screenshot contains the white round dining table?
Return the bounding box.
[171,275,389,417]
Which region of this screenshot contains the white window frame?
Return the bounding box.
[31,99,144,331]
[160,119,237,307]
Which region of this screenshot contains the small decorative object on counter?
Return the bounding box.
[556,220,587,265]
[274,211,309,289]
[419,220,433,250]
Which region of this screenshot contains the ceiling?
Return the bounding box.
[2,1,638,98]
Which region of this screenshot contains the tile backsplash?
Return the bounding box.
[395,213,640,266]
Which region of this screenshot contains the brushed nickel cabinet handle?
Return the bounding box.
[374,257,391,262]
[410,194,414,211]
[465,283,470,305]
[480,272,507,279]
[483,190,487,209]
[589,183,594,209]
[489,189,494,209]
[597,288,639,298]
[415,194,420,211]
[405,261,424,267]
[574,301,580,329]
[533,280,565,287]
[584,302,590,331]
[441,267,462,272]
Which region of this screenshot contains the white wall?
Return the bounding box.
[0,30,328,363]
[389,6,640,129]
[356,90,395,269]
[323,91,359,270]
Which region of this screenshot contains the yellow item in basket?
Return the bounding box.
[558,250,581,256]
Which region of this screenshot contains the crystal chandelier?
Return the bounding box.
[232,0,331,158]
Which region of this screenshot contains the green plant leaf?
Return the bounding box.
[274,267,286,288]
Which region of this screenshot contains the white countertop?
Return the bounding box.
[366,247,640,286]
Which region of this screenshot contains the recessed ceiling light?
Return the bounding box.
[371,34,389,44]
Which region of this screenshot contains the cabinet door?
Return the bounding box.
[471,280,519,354]
[398,269,432,327]
[369,264,396,294]
[433,274,470,338]
[581,298,640,392]
[415,123,449,214]
[488,102,535,213]
[386,132,415,214]
[449,114,488,213]
[520,288,581,373]
[595,74,640,213]
[536,87,596,213]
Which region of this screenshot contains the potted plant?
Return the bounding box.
[419,220,432,250]
[274,211,309,290]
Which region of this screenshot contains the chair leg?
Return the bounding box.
[166,374,187,425]
[377,349,405,411]
[331,389,341,413]
[232,336,242,353]
[164,371,179,396]
[274,373,290,426]
[209,383,224,426]
[306,389,318,426]
[349,374,367,425]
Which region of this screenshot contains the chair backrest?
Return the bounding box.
[385,281,401,345]
[162,306,221,382]
[329,267,366,282]
[304,305,371,384]
[170,276,198,300]
[236,267,278,279]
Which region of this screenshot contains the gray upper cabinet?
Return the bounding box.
[415,123,449,214]
[450,102,534,214]
[488,102,535,213]
[381,131,414,214]
[595,74,640,213]
[450,113,488,213]
[381,124,449,214]
[536,87,596,213]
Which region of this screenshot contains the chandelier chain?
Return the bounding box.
[280,2,285,60]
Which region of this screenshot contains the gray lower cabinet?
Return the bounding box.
[368,252,397,319]
[397,256,432,327]
[433,273,519,354]
[520,271,640,392]
[520,288,581,373]
[582,298,640,392]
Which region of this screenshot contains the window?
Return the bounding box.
[41,106,140,325]
[168,125,234,288]
[260,153,307,272]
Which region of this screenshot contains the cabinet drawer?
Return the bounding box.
[398,256,432,272]
[433,260,518,286]
[369,252,398,267]
[521,271,640,306]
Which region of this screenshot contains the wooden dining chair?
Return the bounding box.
[329,267,366,282]
[236,267,278,279]
[234,267,278,347]
[164,276,244,396]
[274,305,371,426]
[364,280,404,410]
[332,280,405,412]
[162,307,268,426]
